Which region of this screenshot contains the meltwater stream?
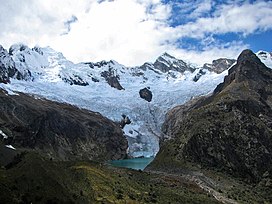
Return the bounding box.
[109,157,154,170]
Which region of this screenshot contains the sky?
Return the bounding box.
[0,0,271,66]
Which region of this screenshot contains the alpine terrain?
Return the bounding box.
[1,43,272,203]
[149,50,272,202]
[0,44,242,157]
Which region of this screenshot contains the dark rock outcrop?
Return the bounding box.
[152,49,272,182]
[193,69,206,82]
[203,58,236,74]
[91,77,99,82]
[139,87,152,102]
[101,68,124,90]
[119,114,131,129]
[61,74,89,86]
[0,89,127,161]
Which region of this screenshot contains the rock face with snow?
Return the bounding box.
[0,43,271,158]
[203,58,236,74]
[151,50,272,182]
[100,66,124,90]
[8,44,48,81]
[0,45,22,83]
[152,52,195,73]
[193,69,206,82]
[0,88,127,161]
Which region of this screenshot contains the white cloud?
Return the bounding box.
[0,0,271,66]
[48,0,173,65]
[188,0,213,19]
[162,40,248,67]
[0,0,91,47]
[175,1,272,38]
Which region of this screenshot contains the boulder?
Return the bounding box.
[139,87,152,102]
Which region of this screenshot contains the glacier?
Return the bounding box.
[1,44,271,158]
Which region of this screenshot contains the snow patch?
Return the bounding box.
[5,145,16,150]
[0,130,8,139]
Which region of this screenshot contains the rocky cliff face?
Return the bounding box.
[101,67,124,90]
[203,58,236,74]
[0,88,127,161]
[152,50,272,182]
[140,52,195,74]
[0,45,22,83]
[153,52,195,73]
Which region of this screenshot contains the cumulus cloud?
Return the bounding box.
[169,41,248,66]
[51,0,174,65]
[0,0,90,47]
[188,0,213,19]
[175,1,272,38]
[0,0,271,66]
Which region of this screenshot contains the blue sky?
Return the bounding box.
[176,22,272,53]
[0,0,271,66]
[163,0,272,54]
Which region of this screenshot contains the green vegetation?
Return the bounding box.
[150,151,272,204]
[0,152,219,204]
[149,50,272,203]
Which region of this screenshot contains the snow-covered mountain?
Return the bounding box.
[0,44,270,157]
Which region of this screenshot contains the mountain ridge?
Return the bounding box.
[150,49,272,183]
[1,43,271,157]
[0,87,128,162]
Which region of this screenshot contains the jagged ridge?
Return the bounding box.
[0,44,269,158]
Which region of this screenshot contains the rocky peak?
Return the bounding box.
[92,60,117,68]
[6,43,51,81]
[0,45,14,67]
[0,45,22,83]
[203,58,236,74]
[214,49,271,94]
[237,49,262,64]
[157,52,176,62]
[9,44,29,55]
[153,52,195,73]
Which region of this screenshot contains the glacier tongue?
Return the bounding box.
[0,44,240,157]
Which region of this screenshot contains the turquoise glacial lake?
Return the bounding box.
[109,157,154,170]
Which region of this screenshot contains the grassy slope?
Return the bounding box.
[0,152,219,204]
[150,149,272,204]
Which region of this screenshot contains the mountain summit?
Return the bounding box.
[153,52,195,73]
